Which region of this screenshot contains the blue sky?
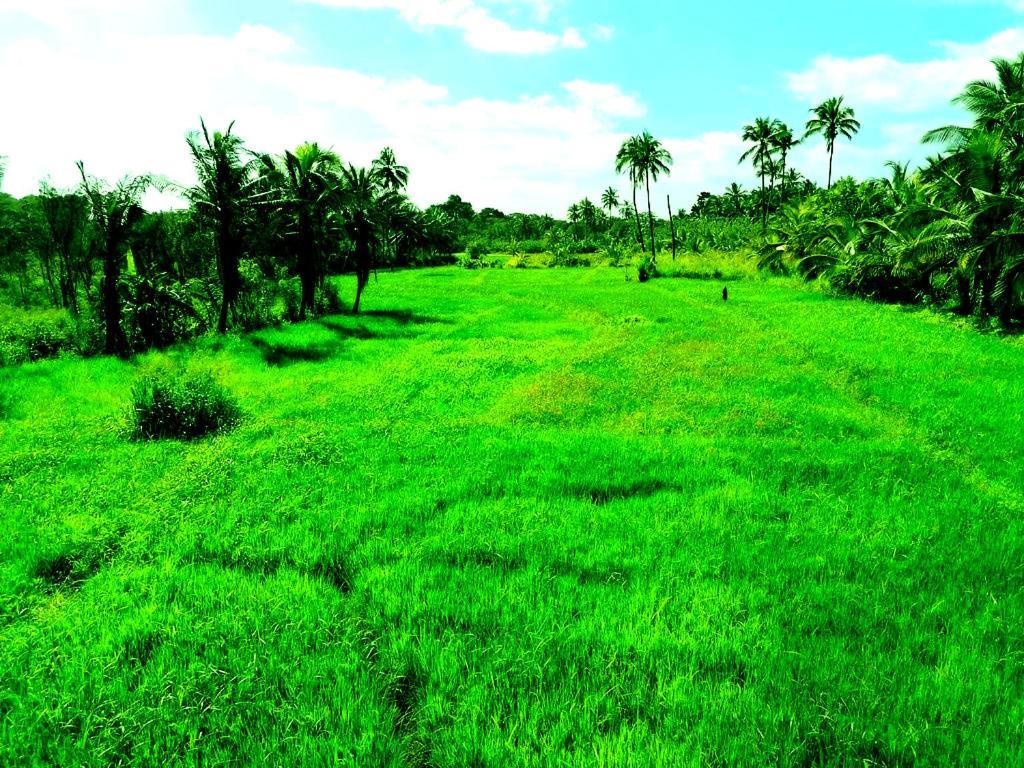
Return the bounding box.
[1,0,1023,213]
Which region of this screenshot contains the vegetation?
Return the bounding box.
[3,45,1024,767]
[2,268,1024,764]
[130,365,241,440]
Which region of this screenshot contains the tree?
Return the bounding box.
[371,147,410,192]
[625,131,673,263]
[340,164,395,314]
[615,136,646,252]
[271,143,345,318]
[567,203,581,239]
[184,119,259,333]
[805,96,861,190]
[771,121,800,201]
[580,198,598,238]
[601,187,621,216]
[740,117,776,229]
[77,163,149,356]
[38,183,90,313]
[726,183,746,216]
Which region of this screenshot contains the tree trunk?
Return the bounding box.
[827,145,835,190]
[761,172,767,231]
[645,173,656,265]
[780,152,788,204]
[101,248,127,356]
[632,185,645,253]
[667,195,677,261]
[352,236,372,314]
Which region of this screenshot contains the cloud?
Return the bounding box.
[787,27,1024,111]
[0,4,681,213]
[300,0,585,54]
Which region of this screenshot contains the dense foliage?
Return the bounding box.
[0,127,458,360]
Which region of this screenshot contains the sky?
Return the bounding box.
[0,0,1023,214]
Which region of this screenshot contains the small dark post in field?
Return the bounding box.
[723,286,729,302]
[667,194,678,261]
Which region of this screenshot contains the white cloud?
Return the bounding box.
[787,27,1024,111]
[0,4,686,213]
[300,0,585,54]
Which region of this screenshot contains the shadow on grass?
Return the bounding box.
[250,337,340,367]
[334,309,452,326]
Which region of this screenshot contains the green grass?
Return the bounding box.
[1,266,1023,766]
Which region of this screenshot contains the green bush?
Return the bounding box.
[235,261,282,331]
[0,308,89,366]
[637,255,656,283]
[130,368,241,440]
[315,280,344,316]
[279,279,303,323]
[122,274,207,350]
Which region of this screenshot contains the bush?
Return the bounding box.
[637,255,656,283]
[130,368,241,440]
[279,279,303,323]
[602,242,630,268]
[122,274,207,351]
[235,260,282,331]
[315,279,345,316]
[0,308,87,366]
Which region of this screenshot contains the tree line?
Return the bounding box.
[0,122,458,356]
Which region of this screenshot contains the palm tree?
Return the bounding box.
[0,156,6,190]
[805,96,861,190]
[621,131,673,262]
[740,117,776,229]
[601,187,621,216]
[184,119,259,333]
[77,163,149,356]
[580,198,598,238]
[567,203,582,239]
[726,183,745,216]
[771,121,801,200]
[371,147,410,192]
[339,164,396,314]
[276,143,344,318]
[615,136,646,252]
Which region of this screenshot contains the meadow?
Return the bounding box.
[2,266,1023,766]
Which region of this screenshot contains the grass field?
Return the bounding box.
[2,267,1023,766]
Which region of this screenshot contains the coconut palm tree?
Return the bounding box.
[726,183,745,216]
[601,187,621,216]
[261,143,344,318]
[740,117,776,229]
[805,96,861,190]
[339,164,398,314]
[620,131,673,262]
[580,198,598,238]
[615,135,646,252]
[567,203,582,239]
[771,121,801,201]
[371,147,410,192]
[77,163,150,356]
[184,119,260,333]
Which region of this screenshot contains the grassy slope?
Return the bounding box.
[1,267,1023,766]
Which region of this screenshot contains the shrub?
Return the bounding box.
[0,308,85,366]
[315,279,344,316]
[602,242,630,268]
[121,274,207,351]
[279,279,303,323]
[637,255,656,283]
[235,260,281,331]
[130,368,241,440]
[518,239,548,255]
